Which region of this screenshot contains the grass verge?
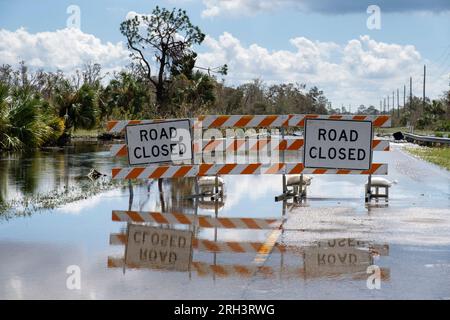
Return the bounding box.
[404,146,450,171]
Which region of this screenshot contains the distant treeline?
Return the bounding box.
[0,61,449,151]
[0,61,331,151]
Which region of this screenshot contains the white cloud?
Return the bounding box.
[197,32,449,107]
[0,28,130,75]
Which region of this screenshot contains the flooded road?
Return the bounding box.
[0,142,449,299]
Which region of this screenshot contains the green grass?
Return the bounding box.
[405,146,450,171]
[72,129,101,138]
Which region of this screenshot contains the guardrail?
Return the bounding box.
[404,133,450,145]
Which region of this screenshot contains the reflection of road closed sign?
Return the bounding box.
[303,119,373,170]
[125,224,193,271]
[125,119,192,165]
[303,238,372,278]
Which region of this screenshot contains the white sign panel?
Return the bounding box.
[125,224,193,271]
[125,119,192,165]
[303,119,373,170]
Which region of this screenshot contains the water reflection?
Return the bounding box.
[108,186,390,283]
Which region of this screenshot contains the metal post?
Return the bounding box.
[128,180,134,211]
[281,127,286,194]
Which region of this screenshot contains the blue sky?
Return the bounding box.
[0,0,449,109]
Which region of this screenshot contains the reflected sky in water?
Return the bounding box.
[0,143,449,299]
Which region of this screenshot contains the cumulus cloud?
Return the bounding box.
[201,0,450,18]
[197,32,448,107]
[0,28,130,75]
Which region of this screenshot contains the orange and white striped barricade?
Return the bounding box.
[106,257,390,281]
[111,162,388,180]
[106,114,391,202]
[109,138,389,157]
[111,210,281,229]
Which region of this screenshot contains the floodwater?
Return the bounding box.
[0,141,449,299]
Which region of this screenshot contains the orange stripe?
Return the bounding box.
[127,211,145,222]
[126,167,145,179]
[234,265,252,277]
[337,169,351,174]
[372,140,381,148]
[313,169,327,174]
[111,168,121,178]
[228,242,245,253]
[384,146,390,151]
[106,120,118,132]
[241,218,260,229]
[241,163,261,174]
[363,163,382,175]
[210,116,230,128]
[211,265,228,277]
[287,163,304,174]
[352,115,367,121]
[198,163,214,176]
[277,140,287,151]
[219,218,236,229]
[218,164,237,174]
[173,165,193,178]
[265,163,284,174]
[251,242,263,252]
[287,139,304,150]
[201,240,220,252]
[148,166,169,179]
[373,115,390,127]
[198,216,213,228]
[117,145,128,156]
[150,212,169,224]
[112,212,120,221]
[173,212,192,225]
[329,115,342,119]
[234,115,252,127]
[117,234,127,244]
[259,115,277,127]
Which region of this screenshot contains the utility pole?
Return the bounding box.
[388,95,390,113]
[383,98,386,113]
[410,76,413,131]
[397,88,400,118]
[403,85,406,108]
[423,64,426,110]
[379,100,382,114]
[392,91,395,116]
[410,77,413,109]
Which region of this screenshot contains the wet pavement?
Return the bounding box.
[0,142,449,299]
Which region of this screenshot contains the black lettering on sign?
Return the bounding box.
[149,129,158,140]
[318,129,326,141]
[350,130,358,141]
[160,127,169,139]
[140,130,148,142]
[309,146,318,159]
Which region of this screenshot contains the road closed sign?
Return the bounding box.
[125,224,193,271]
[303,119,373,170]
[125,119,192,165]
